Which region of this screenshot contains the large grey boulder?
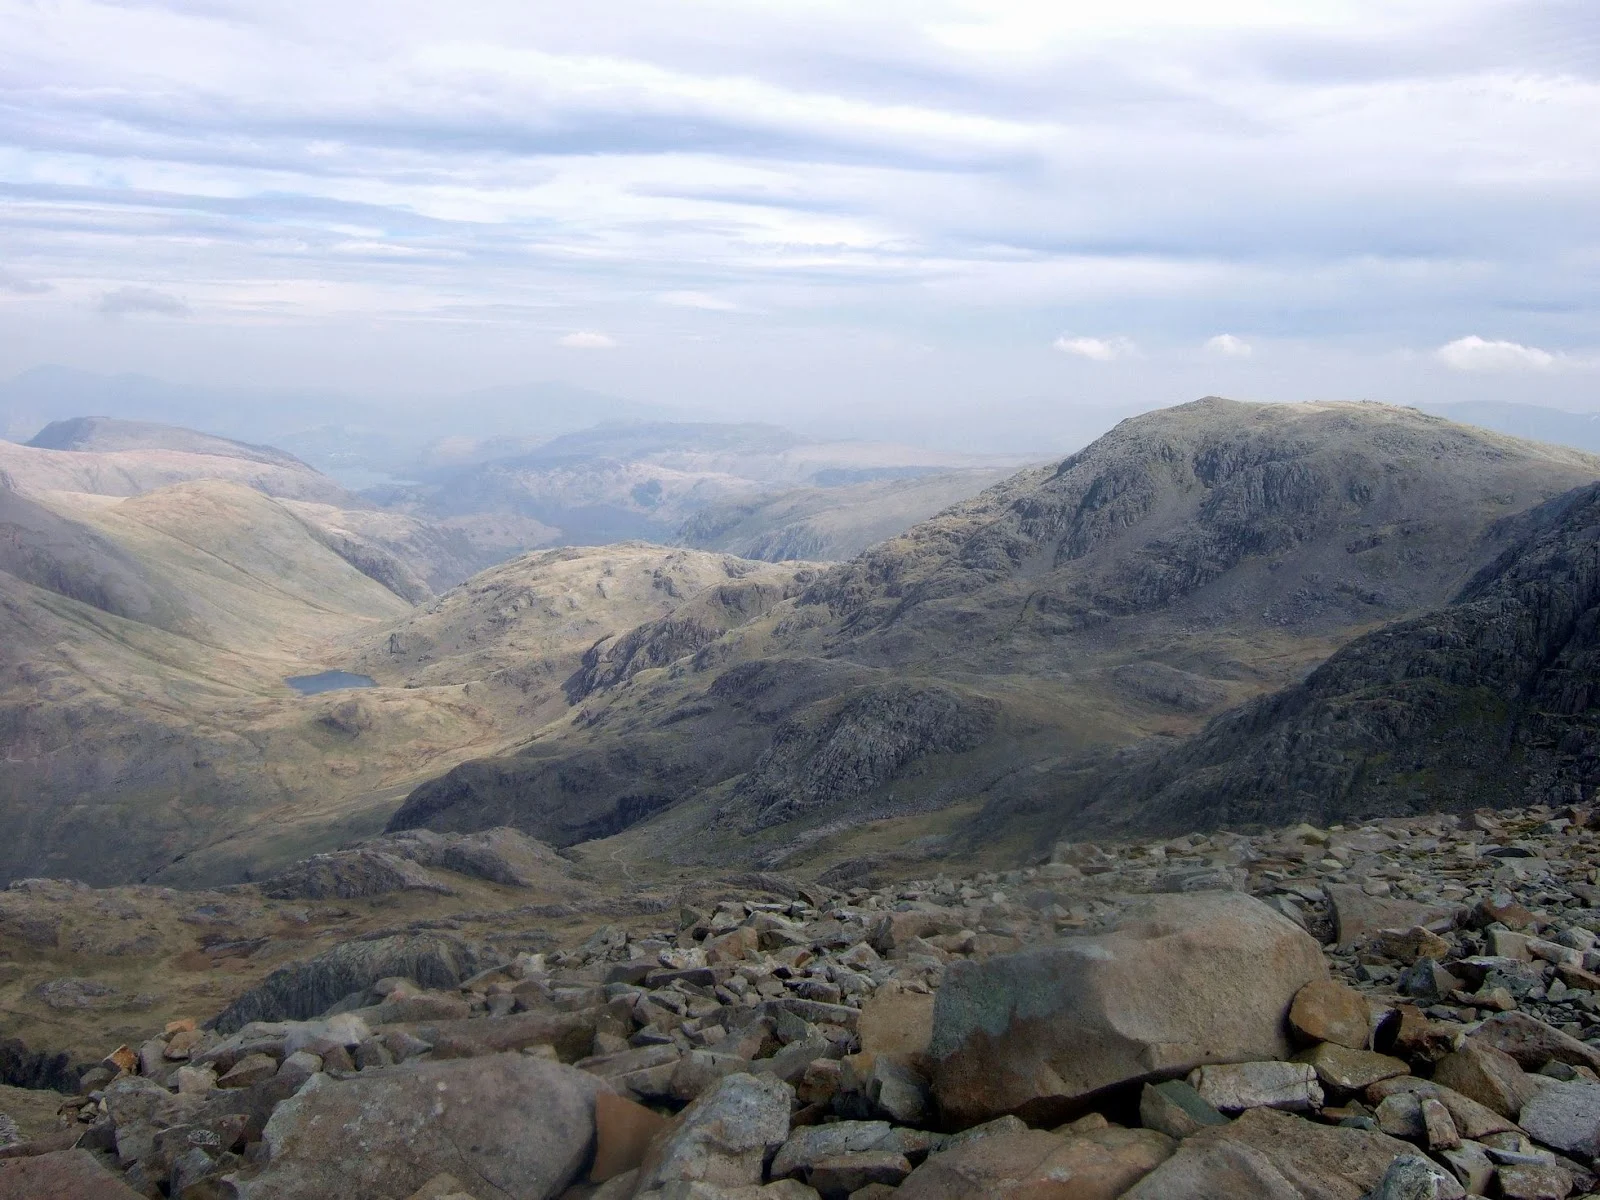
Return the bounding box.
[1517,1079,1600,1158]
[634,1072,793,1193]
[930,892,1327,1126]
[234,1053,605,1200]
[210,932,491,1032]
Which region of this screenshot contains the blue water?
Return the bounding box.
[285,670,378,696]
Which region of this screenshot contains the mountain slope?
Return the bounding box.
[388,399,1600,870]
[1016,478,1600,841]
[0,477,807,886]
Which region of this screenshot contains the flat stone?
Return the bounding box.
[1289,979,1372,1049]
[1294,1044,1409,1092]
[804,1150,911,1194]
[771,1122,894,1179]
[1121,1107,1416,1199]
[1188,1061,1324,1113]
[856,986,934,1073]
[0,1149,146,1199]
[896,1127,1172,1200]
[1496,1162,1575,1200]
[1518,1080,1600,1159]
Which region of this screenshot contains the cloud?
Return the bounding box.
[558,330,618,349]
[1206,333,1252,358]
[0,267,51,295]
[1435,335,1556,372]
[1053,335,1135,361]
[658,291,738,311]
[98,287,190,317]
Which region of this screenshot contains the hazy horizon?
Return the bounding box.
[2,1,1598,445]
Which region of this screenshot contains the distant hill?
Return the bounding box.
[378,420,1022,549]
[27,416,307,468]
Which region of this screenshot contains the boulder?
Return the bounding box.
[1325,886,1457,948]
[1470,1011,1600,1074]
[930,893,1327,1126]
[1430,1042,1535,1119]
[1289,980,1372,1049]
[0,1149,146,1199]
[895,1127,1172,1199]
[1517,1079,1600,1159]
[634,1072,792,1193]
[1121,1107,1414,1198]
[236,1053,604,1199]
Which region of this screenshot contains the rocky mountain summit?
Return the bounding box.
[10,801,1600,1197]
[389,399,1600,869]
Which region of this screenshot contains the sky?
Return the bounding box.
[1,0,1597,447]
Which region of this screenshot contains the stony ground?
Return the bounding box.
[8,801,1600,1197]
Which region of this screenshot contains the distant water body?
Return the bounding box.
[285,670,377,695]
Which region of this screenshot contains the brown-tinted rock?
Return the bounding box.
[238,1053,604,1199]
[804,1150,911,1194]
[1364,1078,1519,1140]
[896,1127,1172,1200]
[1293,1044,1409,1092]
[857,985,935,1073]
[930,893,1326,1126]
[1432,1042,1536,1119]
[1120,1106,1413,1199]
[0,1149,145,1199]
[592,1092,670,1183]
[1326,886,1457,949]
[1288,980,1371,1049]
[1471,1011,1600,1073]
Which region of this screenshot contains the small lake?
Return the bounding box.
[285,670,378,696]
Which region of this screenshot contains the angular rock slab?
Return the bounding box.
[0,1149,146,1200]
[635,1072,793,1193]
[1121,1107,1413,1199]
[1517,1079,1600,1159]
[235,1052,605,1200]
[895,1127,1173,1200]
[930,892,1327,1126]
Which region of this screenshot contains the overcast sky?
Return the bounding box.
[1,0,1597,446]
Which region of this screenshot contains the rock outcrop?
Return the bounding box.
[1041,479,1600,841]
